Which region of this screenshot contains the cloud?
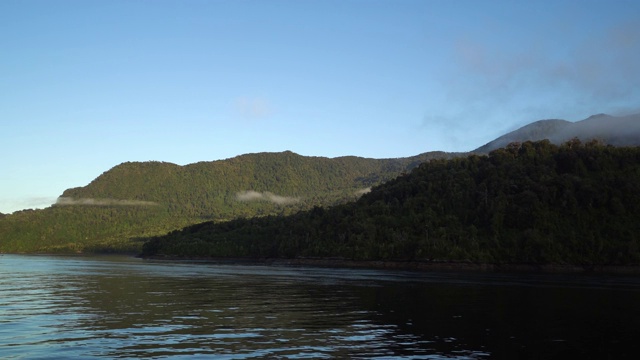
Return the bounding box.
[20,196,58,209]
[355,188,371,196]
[234,97,274,119]
[0,196,58,213]
[421,19,640,150]
[235,191,300,205]
[56,197,158,206]
[450,20,640,110]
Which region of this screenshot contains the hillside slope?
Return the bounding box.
[0,150,457,253]
[142,140,640,266]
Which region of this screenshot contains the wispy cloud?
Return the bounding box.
[499,22,633,102]
[235,191,300,205]
[423,19,640,148]
[234,97,274,119]
[355,188,371,196]
[56,197,158,206]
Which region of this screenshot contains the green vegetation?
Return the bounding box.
[0,150,456,253]
[141,140,640,266]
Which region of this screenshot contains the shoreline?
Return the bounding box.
[6,252,640,275]
[139,255,640,275]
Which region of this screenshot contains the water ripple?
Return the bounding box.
[3,255,640,359]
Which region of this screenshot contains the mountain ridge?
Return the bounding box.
[61,150,458,206]
[473,113,640,153]
[0,150,460,253]
[141,139,640,267]
[2,111,639,254]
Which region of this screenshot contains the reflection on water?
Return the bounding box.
[2,255,640,359]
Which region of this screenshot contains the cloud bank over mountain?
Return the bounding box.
[473,113,640,153]
[56,197,159,207]
[235,191,300,205]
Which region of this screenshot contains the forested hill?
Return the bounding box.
[142,140,640,266]
[62,150,455,216]
[0,150,457,253]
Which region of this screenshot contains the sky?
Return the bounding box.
[1,0,639,213]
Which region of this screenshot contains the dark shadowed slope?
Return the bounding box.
[142,140,640,266]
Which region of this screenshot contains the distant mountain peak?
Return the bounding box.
[473,113,640,153]
[473,119,572,154]
[585,113,610,120]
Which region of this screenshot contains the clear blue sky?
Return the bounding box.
[1,0,639,213]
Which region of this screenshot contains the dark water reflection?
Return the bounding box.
[2,255,640,359]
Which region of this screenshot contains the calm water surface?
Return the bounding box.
[2,255,640,359]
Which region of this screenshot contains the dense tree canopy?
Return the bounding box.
[142,140,640,266]
[0,151,456,253]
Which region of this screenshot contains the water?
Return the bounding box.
[2,255,640,359]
